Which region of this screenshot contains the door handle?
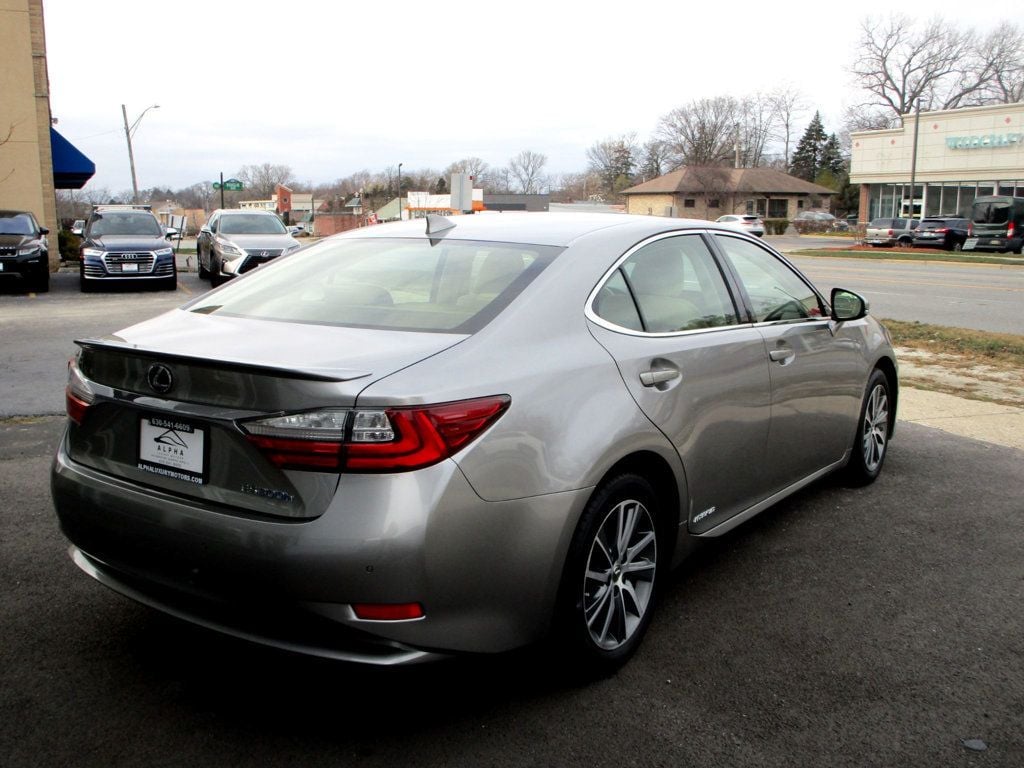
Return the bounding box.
[768,348,795,364]
[640,369,680,387]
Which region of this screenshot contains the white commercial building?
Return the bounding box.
[850,102,1024,221]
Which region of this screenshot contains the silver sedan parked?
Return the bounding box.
[52,213,897,674]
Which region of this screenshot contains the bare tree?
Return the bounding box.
[981,25,1024,103]
[767,87,807,166]
[847,16,1023,115]
[508,150,547,194]
[444,157,490,188]
[656,97,738,168]
[586,134,638,198]
[637,139,671,181]
[738,93,778,167]
[235,163,295,199]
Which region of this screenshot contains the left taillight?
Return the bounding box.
[240,395,511,473]
[65,358,95,425]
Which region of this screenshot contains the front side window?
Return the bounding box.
[713,235,822,323]
[185,237,560,333]
[593,234,738,333]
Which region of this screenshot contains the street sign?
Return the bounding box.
[213,178,244,191]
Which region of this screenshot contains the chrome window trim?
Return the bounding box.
[585,229,749,338]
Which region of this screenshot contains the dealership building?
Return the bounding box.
[850,102,1024,221]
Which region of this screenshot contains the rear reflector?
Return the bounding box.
[241,395,511,473]
[352,603,425,621]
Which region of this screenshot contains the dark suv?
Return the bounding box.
[912,217,970,251]
[0,210,50,293]
[79,206,177,292]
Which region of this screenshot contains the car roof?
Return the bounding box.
[339,212,736,247]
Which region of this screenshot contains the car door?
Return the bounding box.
[199,212,219,269]
[586,231,772,534]
[710,233,864,494]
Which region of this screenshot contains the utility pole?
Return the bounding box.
[908,99,922,220]
[121,103,159,204]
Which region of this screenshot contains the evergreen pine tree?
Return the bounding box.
[790,112,827,181]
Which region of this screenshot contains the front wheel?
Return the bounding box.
[554,474,661,676]
[842,369,892,486]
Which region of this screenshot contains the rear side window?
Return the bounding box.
[185,237,561,333]
[593,234,738,333]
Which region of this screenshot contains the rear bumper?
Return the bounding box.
[51,430,587,661]
[967,236,1021,252]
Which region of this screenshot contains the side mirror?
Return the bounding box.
[39,227,50,235]
[830,288,868,321]
[200,226,211,235]
[165,227,179,238]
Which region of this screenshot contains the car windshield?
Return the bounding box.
[185,237,562,333]
[89,213,162,237]
[0,213,35,235]
[219,214,287,235]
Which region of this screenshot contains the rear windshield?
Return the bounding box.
[87,212,162,237]
[972,201,1011,224]
[184,237,562,333]
[218,214,287,235]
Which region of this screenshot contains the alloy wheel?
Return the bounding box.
[862,383,889,473]
[582,498,657,651]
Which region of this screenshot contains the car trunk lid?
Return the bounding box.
[66,309,467,519]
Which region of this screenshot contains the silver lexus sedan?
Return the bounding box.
[52,213,897,674]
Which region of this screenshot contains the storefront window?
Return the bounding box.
[768,199,787,218]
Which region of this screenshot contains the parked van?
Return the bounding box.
[965,196,1024,254]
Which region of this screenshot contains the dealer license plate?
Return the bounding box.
[122,263,139,272]
[963,238,978,250]
[138,416,206,484]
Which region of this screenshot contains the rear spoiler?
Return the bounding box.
[75,338,371,383]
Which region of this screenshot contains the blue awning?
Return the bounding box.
[50,127,95,189]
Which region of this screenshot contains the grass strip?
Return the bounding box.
[791,248,1024,265]
[880,319,1024,367]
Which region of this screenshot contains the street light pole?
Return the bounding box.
[121,103,160,204]
[397,162,403,221]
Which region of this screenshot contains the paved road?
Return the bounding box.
[3,416,1022,767]
[788,254,1024,335]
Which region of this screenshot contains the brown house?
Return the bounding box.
[622,167,835,221]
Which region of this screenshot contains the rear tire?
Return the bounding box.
[553,474,661,677]
[842,368,892,487]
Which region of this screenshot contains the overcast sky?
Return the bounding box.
[42,0,991,194]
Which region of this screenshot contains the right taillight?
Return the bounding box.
[241,395,511,473]
[65,358,95,425]
[968,222,974,236]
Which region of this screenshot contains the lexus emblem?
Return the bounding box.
[260,250,269,257]
[147,364,174,394]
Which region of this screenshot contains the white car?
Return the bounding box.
[716,214,765,237]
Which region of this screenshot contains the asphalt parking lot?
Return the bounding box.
[2,416,1022,767]
[1,249,1022,766]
